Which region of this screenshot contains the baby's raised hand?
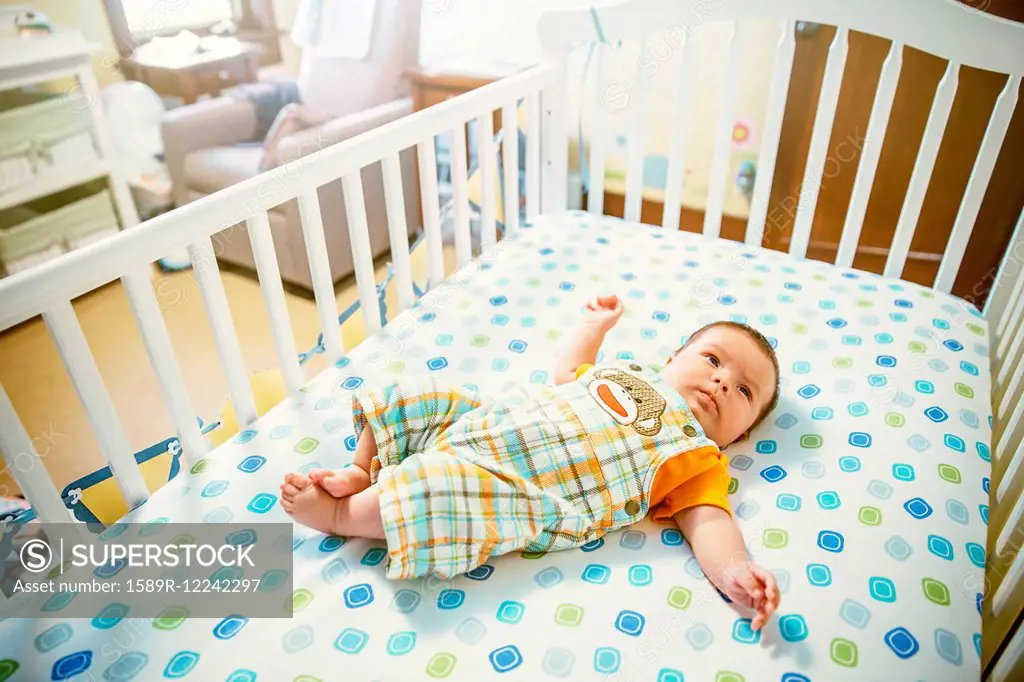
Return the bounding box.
[583,294,624,332]
[719,561,780,632]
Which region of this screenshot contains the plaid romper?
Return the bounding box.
[352,360,713,579]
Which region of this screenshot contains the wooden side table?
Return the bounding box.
[405,67,501,116]
[122,37,261,104]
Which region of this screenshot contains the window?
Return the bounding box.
[121,0,233,38]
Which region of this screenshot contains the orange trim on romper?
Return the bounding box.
[648,445,732,520]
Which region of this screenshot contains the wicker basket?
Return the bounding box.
[0,189,118,275]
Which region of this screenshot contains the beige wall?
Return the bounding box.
[1,0,124,85]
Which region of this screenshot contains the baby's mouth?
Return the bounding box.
[695,389,718,415]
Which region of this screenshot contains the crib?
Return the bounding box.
[1,0,1022,679]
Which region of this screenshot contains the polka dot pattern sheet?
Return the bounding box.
[0,211,992,681]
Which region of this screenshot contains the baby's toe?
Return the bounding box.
[285,472,311,489]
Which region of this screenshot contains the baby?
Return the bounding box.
[281,295,782,630]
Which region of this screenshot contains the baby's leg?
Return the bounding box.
[307,428,375,497]
[280,473,384,539]
[285,379,483,502]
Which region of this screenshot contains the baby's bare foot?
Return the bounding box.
[309,466,371,498]
[281,480,344,535]
[279,472,312,502]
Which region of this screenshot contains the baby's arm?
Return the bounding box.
[554,295,624,384]
[674,505,780,631]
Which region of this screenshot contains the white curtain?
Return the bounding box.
[291,0,377,60]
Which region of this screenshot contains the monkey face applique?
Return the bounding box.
[587,368,667,437]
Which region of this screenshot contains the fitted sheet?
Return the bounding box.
[0,211,993,681]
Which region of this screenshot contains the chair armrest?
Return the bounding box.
[161,97,260,206]
[274,98,414,167]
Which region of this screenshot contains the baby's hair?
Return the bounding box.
[678,321,781,432]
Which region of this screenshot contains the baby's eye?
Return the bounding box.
[739,385,751,399]
[706,354,720,367]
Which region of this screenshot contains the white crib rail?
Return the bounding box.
[835,39,903,268]
[623,39,651,224]
[539,0,1023,675]
[247,210,304,393]
[744,19,796,247]
[703,22,745,240]
[884,61,959,279]
[0,0,1021,670]
[297,190,345,360]
[0,64,555,528]
[545,0,1022,293]
[987,205,1024,675]
[788,27,848,259]
[661,31,698,232]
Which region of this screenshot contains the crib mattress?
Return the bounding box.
[0,211,993,681]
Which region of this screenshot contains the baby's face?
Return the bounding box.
[660,326,776,447]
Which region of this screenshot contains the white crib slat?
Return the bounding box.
[381,154,415,313]
[993,534,1024,624]
[624,39,651,224]
[121,269,206,462]
[478,112,498,251]
[991,622,1024,682]
[297,191,344,359]
[745,19,796,247]
[996,334,1024,430]
[342,172,384,335]
[661,35,698,232]
[997,435,1023,503]
[247,211,304,394]
[790,27,849,259]
[996,339,1024,417]
[986,206,1024,335]
[995,485,1024,560]
[884,61,960,278]
[43,300,149,507]
[997,338,1024,417]
[417,138,446,288]
[0,383,70,523]
[935,74,1021,293]
[450,125,472,265]
[995,270,1024,364]
[526,92,541,219]
[995,356,1024,461]
[704,23,745,239]
[541,54,569,213]
[187,237,257,426]
[836,41,904,268]
[995,324,1022,398]
[588,45,609,217]
[996,264,1024,363]
[502,101,520,233]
